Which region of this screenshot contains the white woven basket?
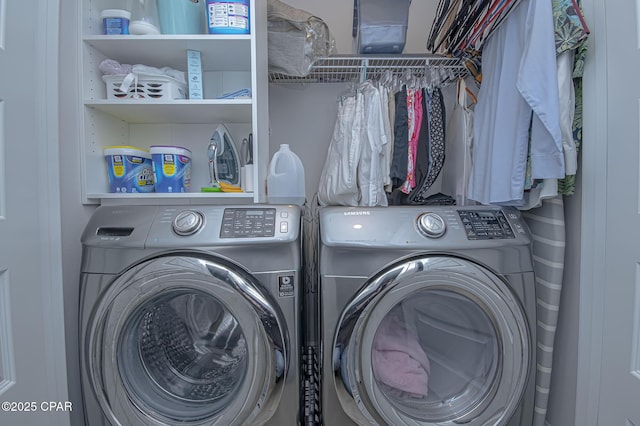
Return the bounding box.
[103,73,187,100]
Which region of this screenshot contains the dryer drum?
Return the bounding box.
[366,289,500,421]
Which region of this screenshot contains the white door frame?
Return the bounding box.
[575,0,608,424]
[31,0,69,417]
[39,0,69,413]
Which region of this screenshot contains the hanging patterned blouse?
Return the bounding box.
[555,0,589,196]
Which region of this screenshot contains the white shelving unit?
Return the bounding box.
[79,0,268,204]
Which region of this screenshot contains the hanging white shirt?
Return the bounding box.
[467,0,564,205]
[358,81,388,207]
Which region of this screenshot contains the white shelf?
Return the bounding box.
[89,192,255,200]
[84,100,252,124]
[84,36,252,71]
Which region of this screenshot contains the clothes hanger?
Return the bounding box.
[448,0,493,53]
[437,67,454,88]
[391,74,400,92]
[457,0,515,51]
[473,0,522,50]
[399,68,414,90]
[381,69,393,88]
[428,0,463,52]
[373,69,387,89]
[337,81,358,105]
[431,0,478,54]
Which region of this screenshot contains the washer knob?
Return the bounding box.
[173,210,204,236]
[417,212,447,238]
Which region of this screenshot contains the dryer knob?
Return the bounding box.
[173,210,204,236]
[417,212,447,238]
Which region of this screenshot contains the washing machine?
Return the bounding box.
[317,205,536,426]
[79,204,302,426]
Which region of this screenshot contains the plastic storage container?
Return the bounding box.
[267,0,337,77]
[104,146,155,193]
[353,0,410,54]
[150,146,192,193]
[206,0,250,34]
[101,9,131,35]
[102,73,187,100]
[267,144,305,205]
[157,0,205,34]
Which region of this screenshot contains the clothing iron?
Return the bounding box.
[212,124,241,186]
[201,124,241,192]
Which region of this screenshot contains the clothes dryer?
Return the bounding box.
[79,204,302,426]
[318,206,536,426]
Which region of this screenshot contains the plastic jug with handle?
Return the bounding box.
[267,144,305,205]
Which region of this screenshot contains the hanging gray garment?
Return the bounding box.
[390,87,409,189]
[409,87,446,204]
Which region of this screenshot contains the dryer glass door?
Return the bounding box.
[333,255,530,425]
[86,254,288,426]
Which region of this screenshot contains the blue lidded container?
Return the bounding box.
[150,146,192,193]
[101,9,131,35]
[205,0,250,35]
[104,146,154,193]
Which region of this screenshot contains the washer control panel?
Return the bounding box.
[220,208,277,238]
[172,210,204,236]
[458,209,515,240]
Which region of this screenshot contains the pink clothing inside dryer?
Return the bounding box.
[372,311,431,397]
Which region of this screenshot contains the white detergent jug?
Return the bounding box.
[267,144,305,205]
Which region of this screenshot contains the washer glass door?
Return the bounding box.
[334,256,530,425]
[87,254,287,426]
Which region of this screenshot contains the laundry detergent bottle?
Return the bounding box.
[267,144,305,205]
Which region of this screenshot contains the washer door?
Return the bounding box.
[333,255,531,426]
[86,253,288,426]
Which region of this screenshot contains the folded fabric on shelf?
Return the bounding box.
[216,88,252,99]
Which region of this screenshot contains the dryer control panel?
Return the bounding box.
[319,205,529,250]
[458,209,515,240]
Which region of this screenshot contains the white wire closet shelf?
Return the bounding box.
[268,54,468,84]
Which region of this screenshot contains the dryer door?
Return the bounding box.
[333,255,531,426]
[85,253,288,426]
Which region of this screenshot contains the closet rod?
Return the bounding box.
[268,54,468,84]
